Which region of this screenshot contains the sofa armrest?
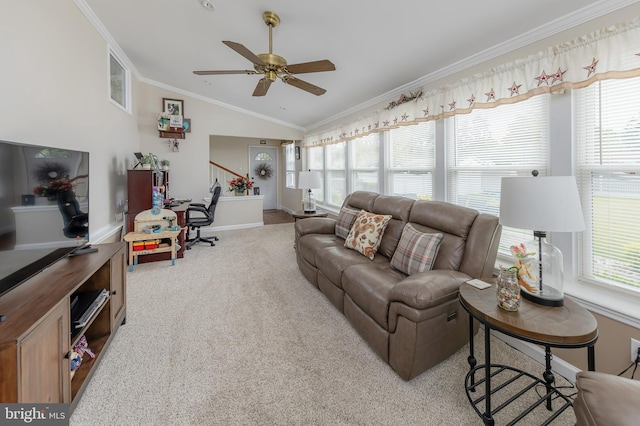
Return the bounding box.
[294,217,336,237]
[389,270,471,310]
[574,371,640,426]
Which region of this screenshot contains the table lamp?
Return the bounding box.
[499,172,585,306]
[298,170,321,213]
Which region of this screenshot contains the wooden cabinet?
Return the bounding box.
[127,169,170,215]
[0,243,126,412]
[19,301,70,403]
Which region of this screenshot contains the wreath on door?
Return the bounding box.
[255,163,273,179]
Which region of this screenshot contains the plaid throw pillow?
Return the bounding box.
[335,207,361,239]
[344,210,392,260]
[391,224,443,275]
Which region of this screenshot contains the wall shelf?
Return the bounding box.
[158,130,185,139]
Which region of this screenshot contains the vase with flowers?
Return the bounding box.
[34,178,73,201]
[228,176,254,196]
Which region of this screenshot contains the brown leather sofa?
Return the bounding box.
[574,371,640,425]
[294,191,501,380]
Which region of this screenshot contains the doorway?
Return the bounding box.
[249,146,277,210]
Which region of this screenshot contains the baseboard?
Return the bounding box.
[208,222,264,232]
[490,327,581,383]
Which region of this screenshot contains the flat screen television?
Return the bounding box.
[0,139,90,297]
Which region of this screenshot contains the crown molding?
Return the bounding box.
[140,77,306,132]
[73,0,304,132]
[73,0,140,79]
[307,0,640,131]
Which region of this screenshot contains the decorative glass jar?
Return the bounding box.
[496,268,520,311]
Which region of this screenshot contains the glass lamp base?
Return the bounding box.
[521,286,564,307]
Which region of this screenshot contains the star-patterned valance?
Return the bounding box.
[303,17,640,148]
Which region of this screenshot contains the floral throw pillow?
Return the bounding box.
[344,210,392,260]
[335,207,361,239]
[391,223,443,275]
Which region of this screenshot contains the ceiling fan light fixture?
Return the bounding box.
[192,10,335,97]
[200,0,215,11]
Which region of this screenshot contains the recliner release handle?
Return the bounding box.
[447,312,457,322]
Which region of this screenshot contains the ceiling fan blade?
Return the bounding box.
[286,60,336,74]
[252,78,272,96]
[222,41,266,66]
[193,70,257,75]
[282,76,326,96]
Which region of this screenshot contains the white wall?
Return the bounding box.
[0,1,304,242]
[137,84,303,204]
[0,0,138,242]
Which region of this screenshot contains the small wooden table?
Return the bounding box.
[123,229,181,271]
[291,210,329,221]
[459,281,598,425]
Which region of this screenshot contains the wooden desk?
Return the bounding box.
[123,230,181,271]
[459,282,598,425]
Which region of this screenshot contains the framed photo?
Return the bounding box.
[295,146,301,160]
[253,187,260,196]
[163,98,184,116]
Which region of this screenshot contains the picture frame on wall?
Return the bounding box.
[163,98,184,116]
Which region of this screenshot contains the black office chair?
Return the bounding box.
[57,190,89,239]
[185,185,221,249]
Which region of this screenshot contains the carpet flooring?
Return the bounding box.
[70,223,576,425]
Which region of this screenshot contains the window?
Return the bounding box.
[326,142,347,207]
[109,49,130,113]
[350,133,380,193]
[446,95,550,255]
[575,77,640,292]
[386,122,435,199]
[285,143,296,189]
[307,146,325,203]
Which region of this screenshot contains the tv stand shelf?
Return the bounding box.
[0,242,126,412]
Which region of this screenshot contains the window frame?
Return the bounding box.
[108,48,131,114]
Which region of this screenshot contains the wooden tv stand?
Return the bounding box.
[0,242,126,412]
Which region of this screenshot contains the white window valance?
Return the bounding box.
[303,17,640,148]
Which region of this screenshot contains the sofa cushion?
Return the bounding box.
[344,210,392,260]
[297,233,342,267]
[316,245,387,288]
[335,207,360,239]
[372,195,415,259]
[391,224,443,275]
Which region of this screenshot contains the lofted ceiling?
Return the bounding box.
[82,0,632,130]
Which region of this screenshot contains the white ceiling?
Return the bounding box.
[82,0,633,130]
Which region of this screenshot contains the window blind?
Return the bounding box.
[351,133,380,193]
[446,95,550,254]
[575,77,640,291]
[386,121,435,199]
[325,142,347,207]
[307,146,325,203]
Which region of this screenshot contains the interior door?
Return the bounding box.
[249,146,277,210]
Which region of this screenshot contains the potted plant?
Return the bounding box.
[141,154,154,170]
[228,176,254,196]
[160,159,170,171]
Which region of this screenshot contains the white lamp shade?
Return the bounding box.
[499,176,585,232]
[298,171,322,189]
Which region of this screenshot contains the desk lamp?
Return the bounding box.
[499,172,585,306]
[298,170,322,213]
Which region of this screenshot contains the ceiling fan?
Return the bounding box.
[193,11,336,97]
